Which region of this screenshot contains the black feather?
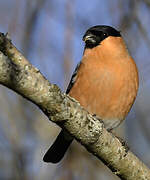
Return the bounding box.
[66,61,82,94]
[83,25,121,49]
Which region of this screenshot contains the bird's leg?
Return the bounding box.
[92,114,104,125]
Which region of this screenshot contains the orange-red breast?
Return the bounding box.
[43,25,139,163]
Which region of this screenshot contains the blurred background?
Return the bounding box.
[0,0,150,179]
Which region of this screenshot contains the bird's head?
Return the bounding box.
[83,25,121,49]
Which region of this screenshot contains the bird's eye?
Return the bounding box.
[103,33,107,37]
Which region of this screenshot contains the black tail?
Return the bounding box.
[43,130,73,163]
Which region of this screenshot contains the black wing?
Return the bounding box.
[66,61,82,94]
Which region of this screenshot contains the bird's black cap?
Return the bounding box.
[83,25,121,49]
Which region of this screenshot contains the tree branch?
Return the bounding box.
[0,32,150,180]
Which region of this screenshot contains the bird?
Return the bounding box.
[43,25,139,163]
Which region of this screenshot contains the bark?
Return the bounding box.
[0,32,150,180]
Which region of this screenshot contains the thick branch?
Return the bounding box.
[0,33,150,180]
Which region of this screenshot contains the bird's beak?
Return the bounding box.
[82,34,94,42]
